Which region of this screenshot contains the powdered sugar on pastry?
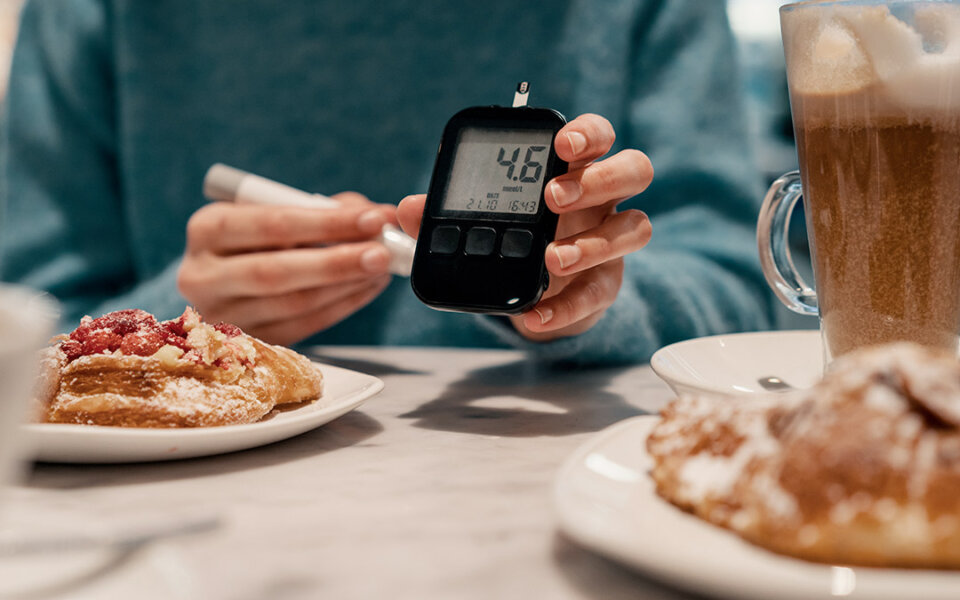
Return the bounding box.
[37,307,323,428]
[648,343,960,568]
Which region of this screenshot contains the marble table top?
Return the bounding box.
[0,346,695,600]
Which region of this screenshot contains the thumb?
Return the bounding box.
[397,194,427,239]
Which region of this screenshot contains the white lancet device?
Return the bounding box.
[203,164,416,277]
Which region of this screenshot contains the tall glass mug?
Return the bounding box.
[759,0,960,365]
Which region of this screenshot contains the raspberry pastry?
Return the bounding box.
[648,343,960,568]
[36,308,323,427]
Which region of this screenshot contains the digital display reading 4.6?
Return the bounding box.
[441,127,555,215]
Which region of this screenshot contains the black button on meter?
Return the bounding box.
[429,225,461,255]
[500,229,534,259]
[411,83,567,314]
[464,227,497,256]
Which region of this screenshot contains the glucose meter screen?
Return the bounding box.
[442,127,553,215]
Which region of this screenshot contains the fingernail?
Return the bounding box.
[549,179,581,208]
[358,210,385,234]
[553,244,582,270]
[534,307,554,325]
[566,131,587,156]
[361,247,390,273]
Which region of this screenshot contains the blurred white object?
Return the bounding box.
[204,164,415,277]
[0,285,57,490]
[727,0,785,39]
[0,0,25,102]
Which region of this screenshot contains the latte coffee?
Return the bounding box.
[767,1,960,361]
[794,94,960,357]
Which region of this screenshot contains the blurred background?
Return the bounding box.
[0,0,23,103]
[1,0,794,172]
[727,0,797,183]
[0,0,810,329]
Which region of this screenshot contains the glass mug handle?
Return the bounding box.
[757,171,818,316]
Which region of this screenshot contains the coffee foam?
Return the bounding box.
[782,2,960,109]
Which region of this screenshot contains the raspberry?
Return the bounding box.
[63,309,199,362]
[69,309,158,341]
[163,316,188,338]
[98,309,157,336]
[158,316,191,351]
[213,322,242,337]
[61,309,244,362]
[69,321,94,342]
[119,330,165,357]
[80,330,122,356]
[60,339,83,362]
[163,330,192,351]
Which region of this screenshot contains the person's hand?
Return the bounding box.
[397,113,652,342]
[178,192,396,345]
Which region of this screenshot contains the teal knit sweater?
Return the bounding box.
[1,0,773,364]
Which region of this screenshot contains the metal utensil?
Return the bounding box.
[756,376,795,392]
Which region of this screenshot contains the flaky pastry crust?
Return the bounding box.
[648,343,960,568]
[35,308,323,428]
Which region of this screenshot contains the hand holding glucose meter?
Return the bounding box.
[411,83,567,314]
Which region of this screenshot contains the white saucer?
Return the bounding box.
[650,330,822,396]
[554,416,960,600]
[23,363,382,463]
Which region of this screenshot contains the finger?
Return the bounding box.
[538,270,575,302]
[520,261,622,333]
[247,276,391,345]
[187,242,392,297]
[209,276,390,328]
[187,202,389,253]
[397,194,426,238]
[545,149,654,213]
[330,191,373,206]
[333,192,401,227]
[554,113,616,168]
[546,210,651,276]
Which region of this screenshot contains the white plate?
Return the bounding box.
[22,363,383,463]
[554,416,960,600]
[651,330,822,396]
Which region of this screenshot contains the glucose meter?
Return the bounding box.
[411,83,567,314]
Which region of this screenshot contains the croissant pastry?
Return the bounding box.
[648,343,960,568]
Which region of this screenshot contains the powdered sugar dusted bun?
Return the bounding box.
[36,308,323,427]
[648,343,960,568]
